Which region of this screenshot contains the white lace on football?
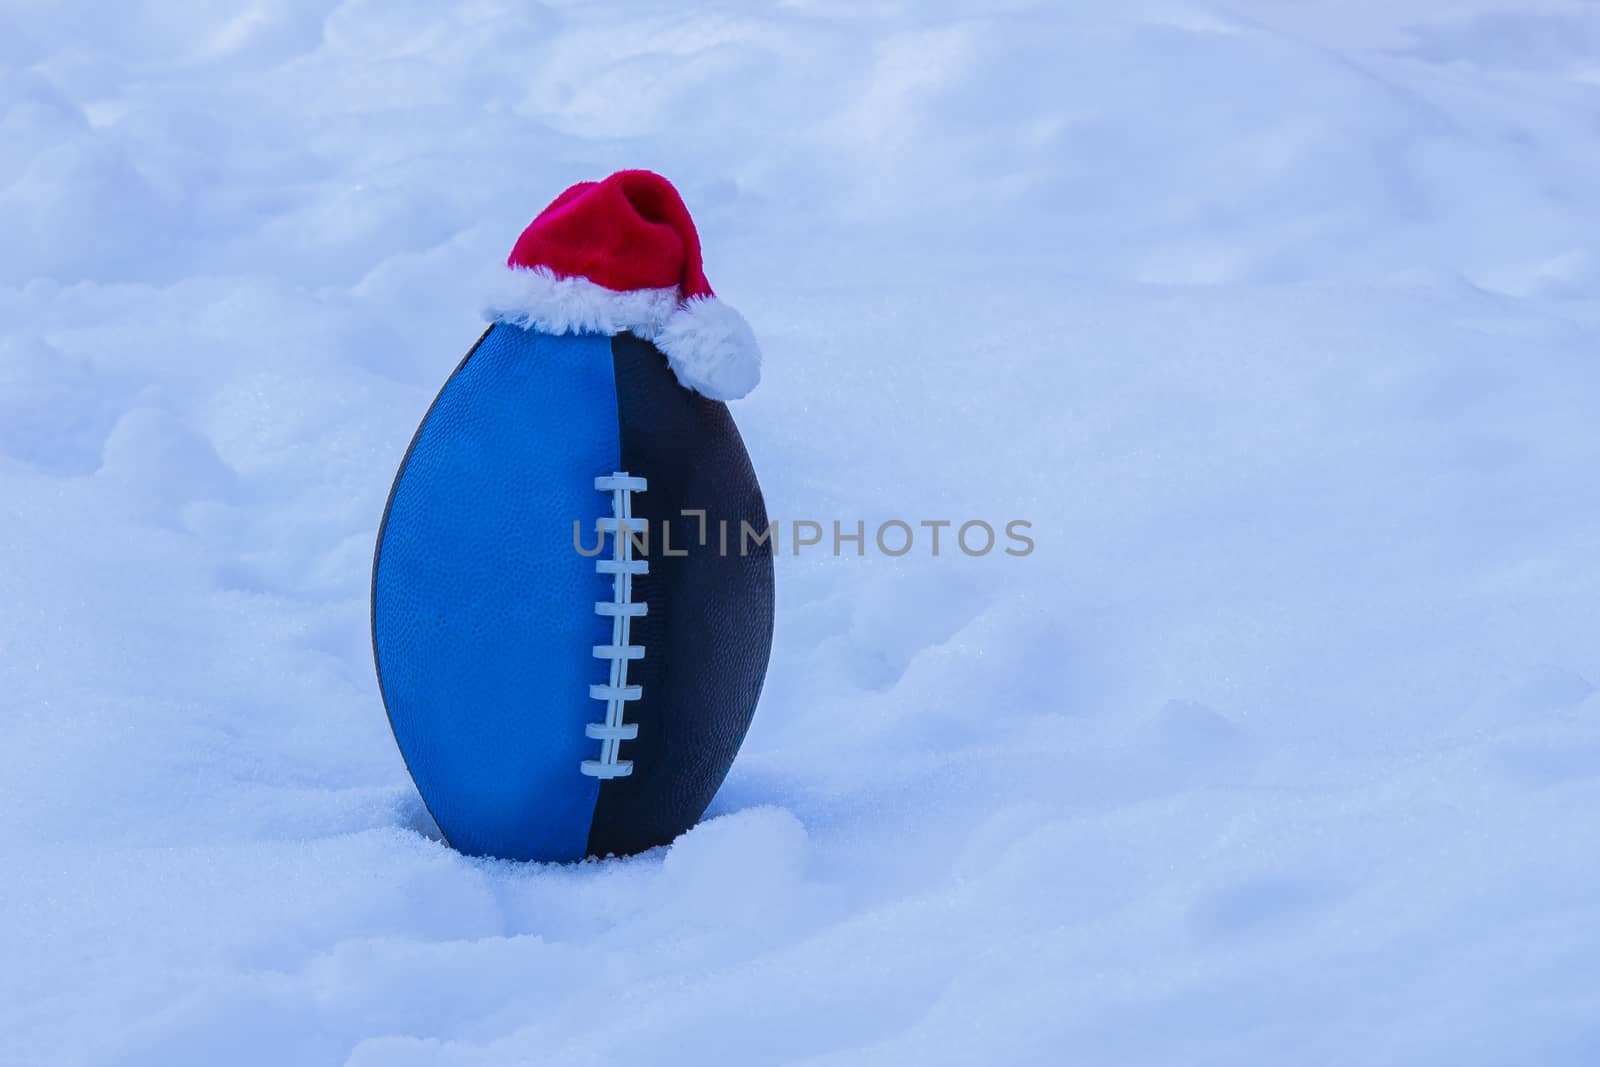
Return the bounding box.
[581,472,648,780]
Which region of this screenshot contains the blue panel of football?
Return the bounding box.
[373,325,619,861]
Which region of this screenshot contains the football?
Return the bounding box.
[370,172,774,862]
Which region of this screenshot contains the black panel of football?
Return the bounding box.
[586,333,776,857]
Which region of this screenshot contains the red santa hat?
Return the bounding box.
[484,170,761,400]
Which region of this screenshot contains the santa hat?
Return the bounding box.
[484,170,761,401]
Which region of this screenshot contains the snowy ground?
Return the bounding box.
[4,1,1600,1063]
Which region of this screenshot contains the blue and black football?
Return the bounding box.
[371,171,774,862]
[373,325,774,861]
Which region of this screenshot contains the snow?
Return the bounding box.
[3,0,1600,1063]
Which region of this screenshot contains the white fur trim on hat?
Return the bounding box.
[484,268,762,401]
[484,267,679,338]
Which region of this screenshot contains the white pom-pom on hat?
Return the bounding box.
[654,296,762,401]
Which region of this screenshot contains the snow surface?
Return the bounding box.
[4,1,1600,1063]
